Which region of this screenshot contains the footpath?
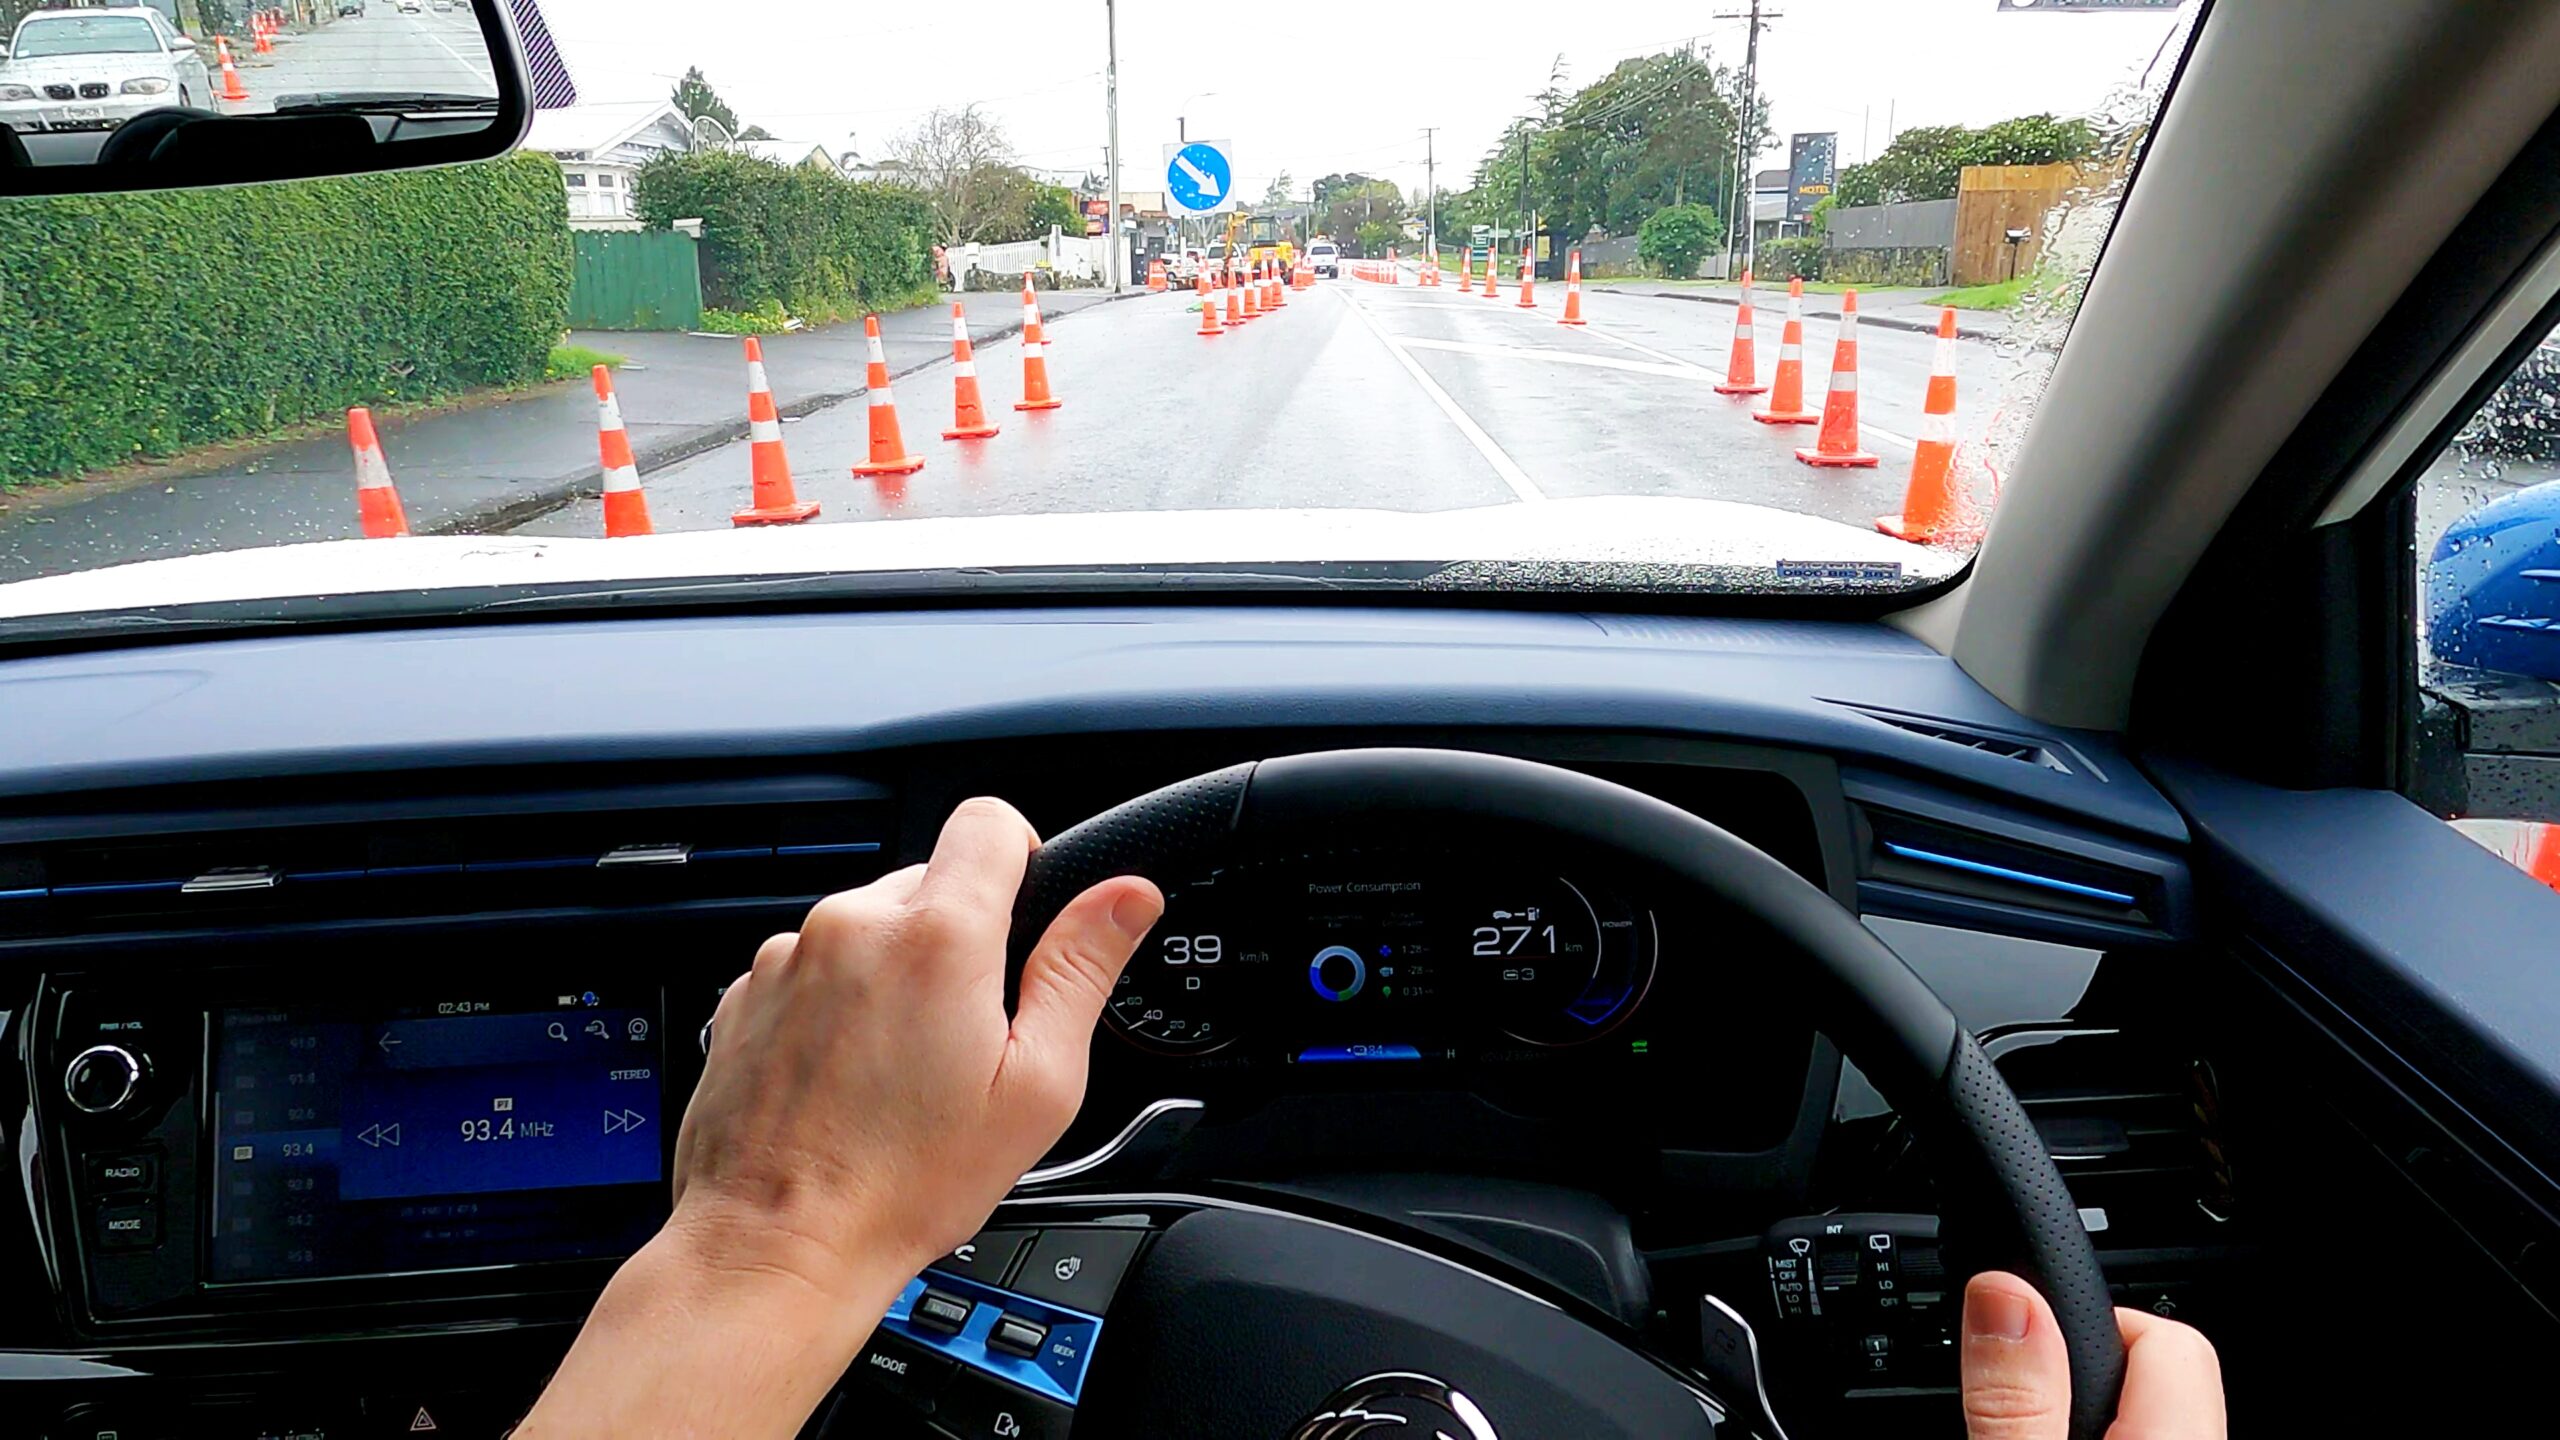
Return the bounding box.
[1586,281,2014,341]
[0,290,1124,583]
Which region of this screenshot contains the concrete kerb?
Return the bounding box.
[1590,285,2002,342]
[430,289,1156,538]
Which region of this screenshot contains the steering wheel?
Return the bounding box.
[1002,749,2123,1440]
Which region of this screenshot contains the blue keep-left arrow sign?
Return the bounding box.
[1166,142,1233,213]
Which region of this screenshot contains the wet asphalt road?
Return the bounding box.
[225,6,499,112]
[513,276,2005,538]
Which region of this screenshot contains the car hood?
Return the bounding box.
[0,53,171,83]
[0,497,1964,620]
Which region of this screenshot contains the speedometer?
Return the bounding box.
[1105,886,1244,1053]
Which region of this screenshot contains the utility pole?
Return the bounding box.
[1714,1,1779,278]
[1517,125,1530,272]
[1424,127,1437,262]
[1104,0,1123,292]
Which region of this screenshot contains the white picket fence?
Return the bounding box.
[954,230,1120,289]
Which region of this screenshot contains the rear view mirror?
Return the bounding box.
[0,0,531,196]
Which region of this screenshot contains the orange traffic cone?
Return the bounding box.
[1224,269,1246,326]
[1877,310,1970,539]
[1016,293,1063,411]
[1715,269,1767,396]
[252,15,271,53]
[732,337,820,526]
[2525,822,2560,893]
[1455,250,1473,294]
[1241,265,1262,319]
[1558,250,1586,325]
[1482,251,1501,300]
[849,315,925,477]
[345,407,408,539]
[216,37,249,102]
[942,302,1001,440]
[1196,272,1224,338]
[1421,252,1439,287]
[1147,257,1167,292]
[592,367,654,538]
[1754,278,1820,426]
[1515,252,1538,309]
[1269,260,1286,308]
[1796,289,1881,468]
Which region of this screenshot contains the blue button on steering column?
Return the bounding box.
[1307,945,1367,1002]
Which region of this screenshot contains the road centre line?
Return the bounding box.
[1332,289,1545,505]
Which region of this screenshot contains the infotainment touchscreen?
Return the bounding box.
[208,988,667,1284]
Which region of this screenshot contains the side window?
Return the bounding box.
[2414,322,2560,891]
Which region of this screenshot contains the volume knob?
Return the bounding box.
[64,1045,144,1115]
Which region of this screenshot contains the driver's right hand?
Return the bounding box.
[1960,1271,2227,1440]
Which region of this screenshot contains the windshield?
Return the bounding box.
[0,0,2200,628]
[10,15,160,57]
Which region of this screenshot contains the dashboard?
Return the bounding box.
[0,606,2223,1440]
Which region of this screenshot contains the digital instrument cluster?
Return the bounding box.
[1105,862,1659,1061]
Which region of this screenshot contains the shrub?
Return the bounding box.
[0,151,571,485]
[1637,203,1722,278]
[634,151,938,324]
[1758,236,1827,283]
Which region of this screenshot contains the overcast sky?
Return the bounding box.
[533,0,2191,201]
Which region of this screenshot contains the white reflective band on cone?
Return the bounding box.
[1831,368,1858,391]
[750,418,782,443]
[353,451,394,490]
[1777,342,1801,361]
[597,396,624,430]
[601,463,642,493]
[867,337,888,365]
[869,386,895,407]
[1024,340,1044,359]
[747,363,772,393]
[1932,337,1956,375]
[1839,311,1859,339]
[956,360,978,378]
[1921,411,1957,444]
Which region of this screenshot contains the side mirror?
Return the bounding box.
[0,0,532,197]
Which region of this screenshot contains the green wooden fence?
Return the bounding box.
[569,230,704,331]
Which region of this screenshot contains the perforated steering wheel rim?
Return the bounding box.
[1007,747,2125,1440]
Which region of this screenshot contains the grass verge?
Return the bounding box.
[545,343,627,382]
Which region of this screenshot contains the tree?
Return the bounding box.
[890,105,1022,246]
[1319,178,1403,249]
[670,67,742,138]
[1024,182,1082,238]
[1261,172,1295,207]
[1834,113,2098,207]
[1355,220,1401,256]
[1638,203,1722,278]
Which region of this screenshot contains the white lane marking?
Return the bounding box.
[1394,336,1707,381]
[1334,289,1544,504]
[400,9,498,85]
[1351,290,1924,452]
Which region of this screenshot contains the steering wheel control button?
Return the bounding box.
[911,1286,977,1337]
[1009,1226,1146,1313]
[86,1151,157,1195]
[94,1198,159,1250]
[849,1331,959,1413]
[1307,944,1367,1002]
[64,1043,145,1115]
[932,1375,1071,1440]
[984,1314,1049,1360]
[934,1228,1036,1287]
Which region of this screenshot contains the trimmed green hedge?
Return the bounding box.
[633,151,937,323]
[0,151,571,485]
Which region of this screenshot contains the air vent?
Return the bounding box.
[1844,706,2079,774]
[1989,1028,2234,1245]
[0,776,889,938]
[1858,808,2162,929]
